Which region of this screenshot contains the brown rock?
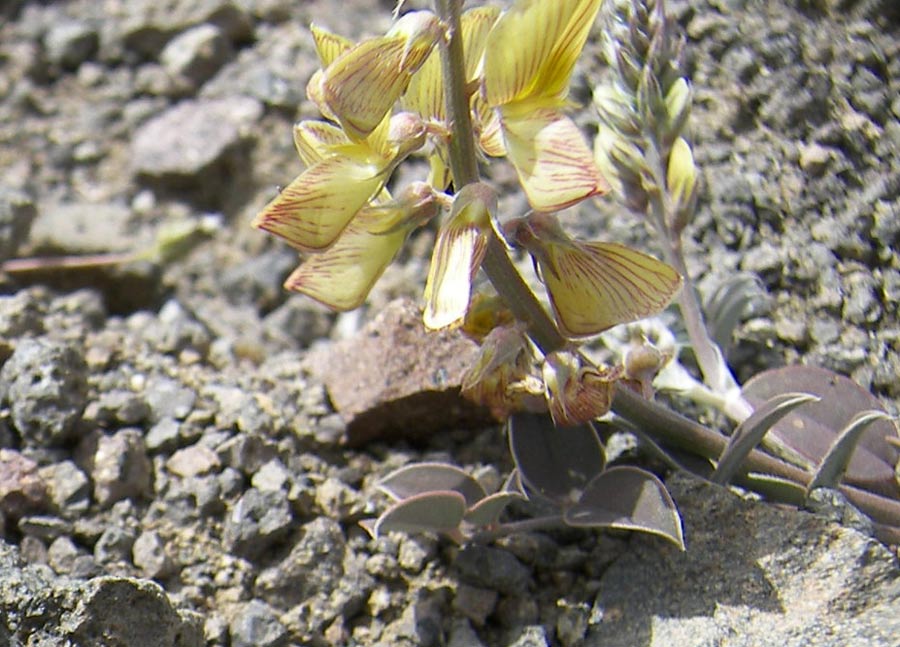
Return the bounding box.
[0,448,48,520]
[305,298,492,445]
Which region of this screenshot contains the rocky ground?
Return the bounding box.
[0,0,899,646]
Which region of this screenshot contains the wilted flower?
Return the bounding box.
[542,350,621,427]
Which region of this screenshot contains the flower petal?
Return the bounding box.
[543,351,620,427]
[284,183,437,310]
[252,153,390,251]
[423,183,497,330]
[323,11,441,140]
[510,213,682,337]
[292,120,351,166]
[310,23,353,67]
[483,0,602,108]
[500,104,609,212]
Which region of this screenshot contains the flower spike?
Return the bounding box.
[423,182,497,330]
[507,212,682,338]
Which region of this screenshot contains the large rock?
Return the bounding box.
[587,473,900,646]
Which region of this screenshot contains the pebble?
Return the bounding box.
[87,429,153,508]
[94,525,137,564]
[132,530,174,579]
[145,418,182,453]
[0,339,89,447]
[453,584,498,627]
[506,625,550,647]
[43,20,99,70]
[18,515,72,543]
[453,545,532,597]
[166,444,221,478]
[223,487,293,560]
[84,389,151,427]
[250,458,290,492]
[0,186,37,259]
[160,24,232,91]
[229,600,287,647]
[0,449,48,520]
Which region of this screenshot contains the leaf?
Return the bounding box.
[738,472,807,507]
[464,491,526,527]
[703,273,768,353]
[807,410,896,493]
[373,490,467,537]
[378,462,486,507]
[742,365,899,498]
[508,411,606,505]
[565,466,685,550]
[711,392,819,485]
[499,104,610,212]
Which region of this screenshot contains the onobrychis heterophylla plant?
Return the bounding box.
[252,0,900,548]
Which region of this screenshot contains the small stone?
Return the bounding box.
[229,600,287,647]
[132,530,174,580]
[87,429,153,508]
[555,600,590,647]
[842,271,881,324]
[0,449,48,520]
[506,625,550,647]
[47,535,83,575]
[160,24,232,90]
[314,476,362,521]
[0,186,37,259]
[448,619,488,647]
[145,418,182,453]
[454,545,532,596]
[166,444,221,478]
[216,434,277,476]
[84,389,151,427]
[18,515,72,543]
[253,517,345,607]
[798,143,832,176]
[223,488,293,560]
[398,535,437,573]
[453,584,497,627]
[250,459,290,492]
[204,613,229,644]
[144,377,196,422]
[43,21,98,70]
[0,339,89,447]
[94,525,137,564]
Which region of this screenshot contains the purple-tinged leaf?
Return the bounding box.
[564,466,684,550]
[742,365,899,497]
[508,412,606,505]
[807,410,896,494]
[711,392,819,485]
[378,462,486,506]
[464,491,526,527]
[373,490,467,537]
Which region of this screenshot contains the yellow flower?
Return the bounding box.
[482,0,608,212]
[506,212,682,338]
[320,11,444,141]
[423,182,497,330]
[283,182,439,310]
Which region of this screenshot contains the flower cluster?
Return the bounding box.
[253,0,682,425]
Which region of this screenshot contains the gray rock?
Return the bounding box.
[94,525,137,564]
[507,626,551,647]
[587,473,900,646]
[133,530,174,579]
[253,517,346,607]
[86,429,153,508]
[0,288,47,340]
[18,515,72,543]
[223,487,292,560]
[0,186,37,259]
[144,376,197,422]
[166,443,221,477]
[146,417,183,453]
[250,458,290,492]
[130,96,262,205]
[47,535,89,576]
[216,432,278,475]
[38,460,91,517]
[0,338,89,447]
[229,600,287,647]
[84,388,152,427]
[25,199,136,256]
[43,20,99,70]
[161,24,232,91]
[454,545,532,597]
[3,541,200,645]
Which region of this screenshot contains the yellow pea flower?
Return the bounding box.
[423,182,497,330]
[321,11,444,141]
[507,212,682,338]
[283,182,439,310]
[482,0,608,212]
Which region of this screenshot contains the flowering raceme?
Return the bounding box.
[253,0,682,421]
